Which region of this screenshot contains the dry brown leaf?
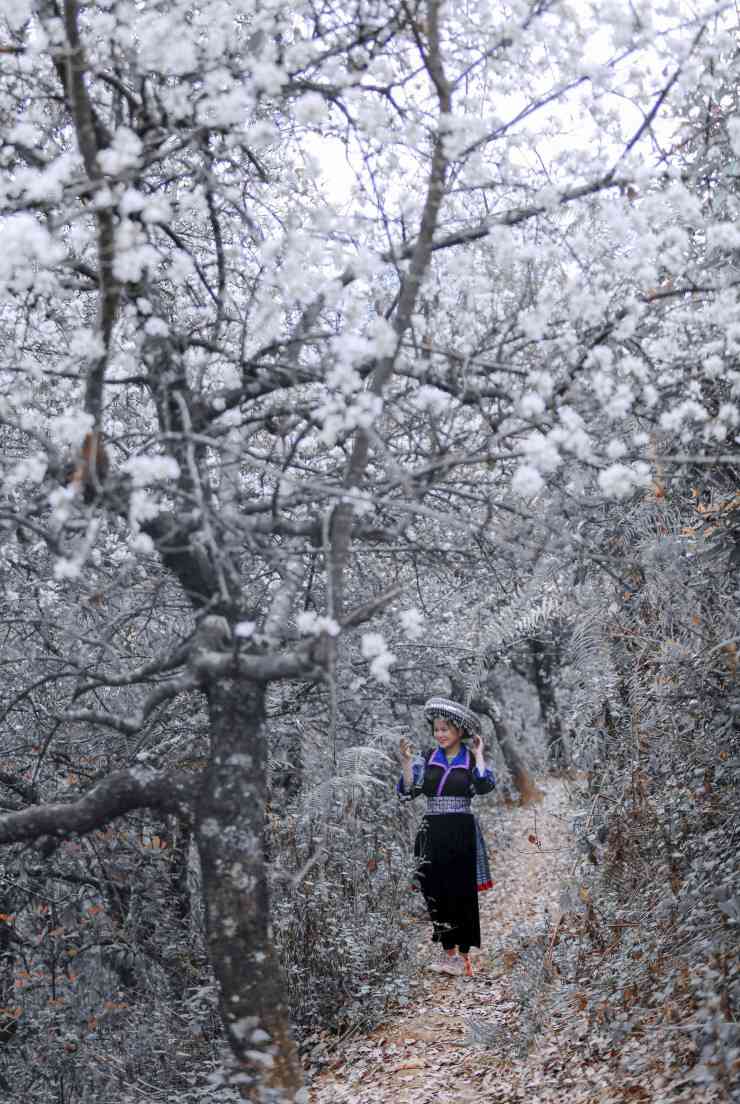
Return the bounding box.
[388,1059,425,1073]
[311,781,587,1104]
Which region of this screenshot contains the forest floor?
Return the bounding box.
[308,777,612,1104]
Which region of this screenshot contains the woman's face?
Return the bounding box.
[433,716,463,752]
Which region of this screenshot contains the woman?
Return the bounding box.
[397,696,495,977]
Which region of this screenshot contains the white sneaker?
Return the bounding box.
[428,950,458,973]
[439,956,464,976]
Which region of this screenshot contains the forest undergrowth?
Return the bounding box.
[308,773,737,1104]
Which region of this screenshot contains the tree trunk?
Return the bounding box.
[196,677,304,1101]
[470,682,543,805]
[490,709,544,805]
[529,638,569,770]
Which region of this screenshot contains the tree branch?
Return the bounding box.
[329,0,452,617]
[60,0,119,426]
[60,671,200,735]
[0,768,199,846]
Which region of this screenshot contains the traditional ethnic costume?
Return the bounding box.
[397,697,495,962]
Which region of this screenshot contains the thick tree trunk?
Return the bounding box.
[196,677,304,1101]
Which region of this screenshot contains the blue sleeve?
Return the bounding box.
[397,757,425,800]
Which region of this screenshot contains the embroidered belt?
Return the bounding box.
[425,796,471,815]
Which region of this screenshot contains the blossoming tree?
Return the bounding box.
[0,0,736,1098]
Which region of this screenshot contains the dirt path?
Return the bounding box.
[310,779,576,1104]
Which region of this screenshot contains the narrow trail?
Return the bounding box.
[310,779,578,1104]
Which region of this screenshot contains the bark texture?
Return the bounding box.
[0,768,197,844]
[195,677,303,1100]
[529,638,569,769]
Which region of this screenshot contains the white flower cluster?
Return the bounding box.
[113,220,159,282]
[48,409,94,447]
[522,430,562,473]
[119,188,172,224]
[398,608,424,640]
[511,464,544,499]
[6,455,47,489]
[129,533,155,556]
[597,462,651,499]
[318,393,383,448]
[144,317,169,338]
[296,612,340,637]
[519,391,546,418]
[122,455,181,487]
[97,128,143,176]
[129,490,162,525]
[3,0,31,31]
[314,323,398,446]
[361,632,396,684]
[137,15,198,76]
[234,621,257,639]
[0,215,65,293]
[294,92,327,126]
[412,386,448,415]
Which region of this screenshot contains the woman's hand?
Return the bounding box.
[398,736,415,793]
[471,732,485,759]
[398,735,414,765]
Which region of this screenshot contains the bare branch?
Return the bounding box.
[263,557,306,642]
[71,645,191,696]
[0,768,199,845]
[339,584,406,630]
[61,672,200,735]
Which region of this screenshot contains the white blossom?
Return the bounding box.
[296,612,340,637]
[235,621,257,639]
[0,215,65,290]
[48,410,95,447]
[54,556,82,580]
[130,533,155,555]
[97,127,143,175]
[399,608,424,639]
[413,386,448,415]
[4,0,31,31]
[361,632,396,683]
[598,463,650,499]
[522,431,561,473]
[519,391,546,418]
[511,464,544,498]
[144,317,169,338]
[7,455,46,488]
[294,93,327,125]
[366,317,397,358]
[123,455,181,488]
[129,490,162,525]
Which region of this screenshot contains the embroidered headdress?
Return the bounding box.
[423,696,481,739]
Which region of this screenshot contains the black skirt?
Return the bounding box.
[414,812,481,950]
